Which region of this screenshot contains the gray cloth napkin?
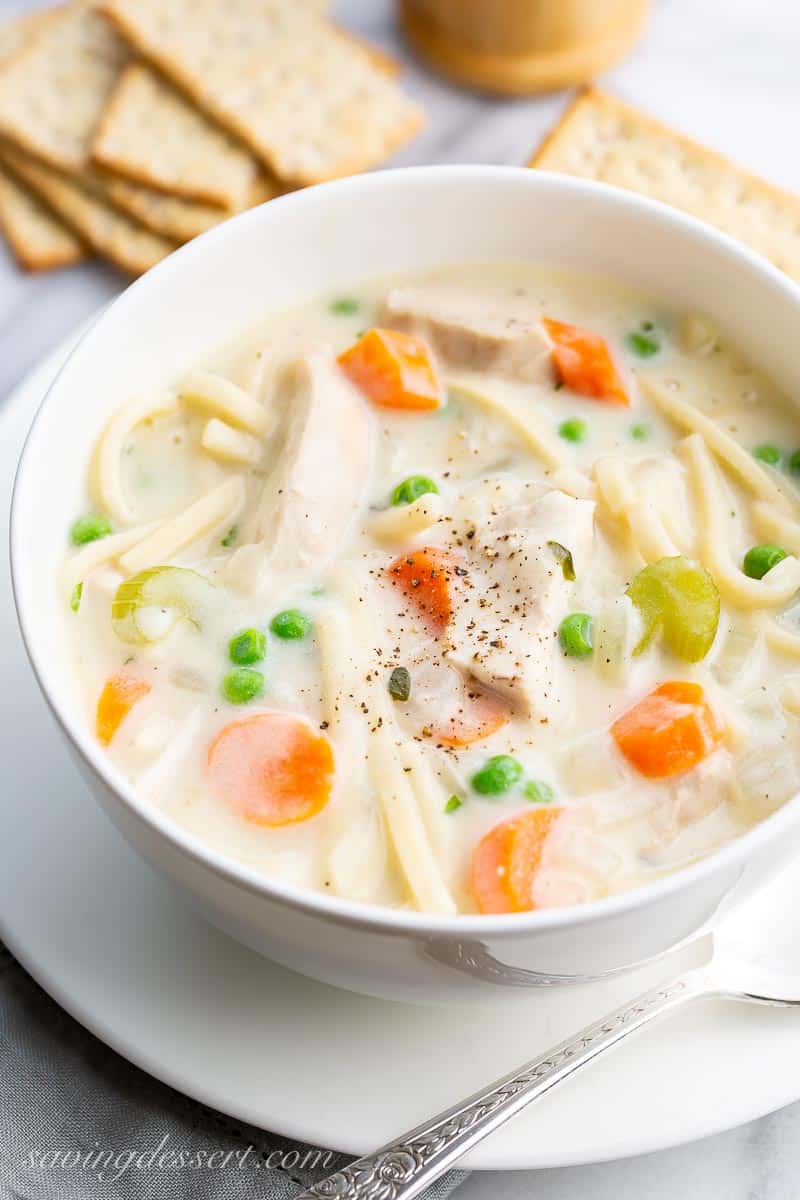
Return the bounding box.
[0,944,467,1199]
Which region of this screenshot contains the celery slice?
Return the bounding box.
[626,556,720,662]
[111,566,217,645]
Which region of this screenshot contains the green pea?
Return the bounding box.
[221,525,238,548]
[270,609,312,640]
[229,628,266,666]
[388,666,411,702]
[330,297,359,315]
[222,668,265,704]
[788,450,800,476]
[70,512,113,546]
[558,418,588,444]
[753,443,781,465]
[523,779,555,804]
[743,544,788,580]
[70,582,83,613]
[627,330,660,358]
[391,475,439,507]
[471,755,524,796]
[630,423,650,441]
[559,612,594,658]
[444,795,462,814]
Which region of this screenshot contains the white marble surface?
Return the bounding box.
[3,0,800,1195]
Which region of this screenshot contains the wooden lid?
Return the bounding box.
[400,0,650,96]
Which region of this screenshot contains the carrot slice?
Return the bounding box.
[543,317,628,406]
[207,712,334,827]
[472,807,564,914]
[611,680,723,778]
[431,688,509,747]
[386,546,458,634]
[96,670,151,746]
[338,328,442,411]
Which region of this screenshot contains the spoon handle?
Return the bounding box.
[295,967,711,1200]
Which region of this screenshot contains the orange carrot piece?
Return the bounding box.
[543,317,628,406]
[472,817,519,915]
[472,807,564,914]
[338,328,441,411]
[386,546,458,634]
[96,670,151,746]
[432,688,509,747]
[207,712,334,827]
[611,681,723,779]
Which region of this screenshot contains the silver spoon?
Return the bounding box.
[295,899,800,1200]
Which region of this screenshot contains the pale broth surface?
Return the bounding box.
[63,264,800,915]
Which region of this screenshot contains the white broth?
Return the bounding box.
[62,263,800,915]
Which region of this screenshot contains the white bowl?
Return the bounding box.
[12,166,800,1003]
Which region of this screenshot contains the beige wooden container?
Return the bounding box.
[399,0,650,95]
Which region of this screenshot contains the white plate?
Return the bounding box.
[3,336,800,1171]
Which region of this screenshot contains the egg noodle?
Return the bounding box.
[62,264,800,915]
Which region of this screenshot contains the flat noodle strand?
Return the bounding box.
[594,456,678,563]
[334,571,457,915]
[117,478,244,574]
[593,455,637,518]
[368,729,457,915]
[753,501,800,555]
[200,418,262,466]
[179,370,270,435]
[315,605,389,903]
[61,519,163,596]
[680,434,800,609]
[366,493,444,543]
[763,619,800,660]
[627,499,680,563]
[92,392,179,525]
[447,374,566,471]
[640,375,796,514]
[397,740,453,873]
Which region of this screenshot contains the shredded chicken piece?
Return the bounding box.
[382,284,553,383]
[446,485,595,719]
[224,350,373,592]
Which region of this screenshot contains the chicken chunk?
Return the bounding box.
[446,487,596,721]
[224,351,373,592]
[381,285,553,383]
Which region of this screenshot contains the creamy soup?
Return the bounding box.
[62,264,800,915]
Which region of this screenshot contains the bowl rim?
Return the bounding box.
[12,162,800,939]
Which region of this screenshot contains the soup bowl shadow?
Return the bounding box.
[11,165,800,1003]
